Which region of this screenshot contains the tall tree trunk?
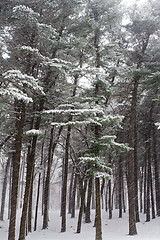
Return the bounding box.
[19,100,44,240]
[105,183,108,212]
[42,127,54,229]
[85,177,93,223]
[152,124,160,216]
[108,179,112,219]
[0,157,10,221]
[28,173,34,233]
[8,101,26,240]
[20,155,25,209]
[143,160,147,214]
[71,173,77,218]
[34,141,44,231]
[68,167,74,214]
[146,151,150,222]
[8,162,12,220]
[34,173,41,231]
[95,177,102,240]
[150,169,155,219]
[100,179,105,210]
[118,156,122,218]
[139,167,143,213]
[134,121,140,222]
[77,179,87,233]
[122,175,126,213]
[61,75,78,232]
[61,125,71,232]
[127,76,138,235]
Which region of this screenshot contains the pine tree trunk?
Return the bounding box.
[148,108,155,219]
[42,156,47,216]
[105,183,108,212]
[95,177,102,240]
[118,156,122,218]
[61,75,78,232]
[34,173,41,231]
[146,133,151,222]
[139,167,143,213]
[108,179,112,219]
[77,179,87,233]
[152,124,160,216]
[150,169,155,219]
[8,101,26,240]
[34,142,44,231]
[143,160,147,214]
[0,157,10,221]
[43,128,54,229]
[68,167,74,214]
[146,158,150,222]
[19,101,44,240]
[85,177,93,223]
[18,137,36,240]
[92,179,96,209]
[127,77,138,235]
[100,179,105,210]
[71,173,77,218]
[122,176,126,213]
[20,156,25,209]
[8,162,12,220]
[28,173,34,233]
[111,183,115,211]
[134,121,140,222]
[61,125,71,232]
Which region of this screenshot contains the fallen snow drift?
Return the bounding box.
[1,210,160,240]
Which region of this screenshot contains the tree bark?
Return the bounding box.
[68,167,74,214]
[108,179,112,219]
[0,157,10,221]
[77,179,87,233]
[42,127,54,229]
[19,100,44,240]
[61,125,71,232]
[95,177,102,240]
[8,101,26,240]
[134,121,140,222]
[118,156,122,218]
[127,77,138,235]
[85,177,93,223]
[28,173,34,233]
[152,124,160,216]
[71,172,77,218]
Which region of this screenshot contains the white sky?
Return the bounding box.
[122,0,147,6]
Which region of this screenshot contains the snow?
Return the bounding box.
[0,209,160,240]
[0,87,33,103]
[44,108,104,116]
[155,122,160,130]
[13,5,40,19]
[26,129,45,136]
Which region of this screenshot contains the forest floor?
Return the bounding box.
[1,209,160,240]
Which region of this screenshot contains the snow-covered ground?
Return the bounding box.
[1,209,160,240]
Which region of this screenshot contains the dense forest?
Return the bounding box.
[0,0,160,240]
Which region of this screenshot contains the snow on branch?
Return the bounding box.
[100,114,124,127]
[19,45,44,60]
[155,122,160,130]
[3,70,44,95]
[79,156,112,179]
[12,5,39,23]
[44,108,104,116]
[0,87,33,103]
[100,135,130,151]
[26,129,45,136]
[51,119,102,127]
